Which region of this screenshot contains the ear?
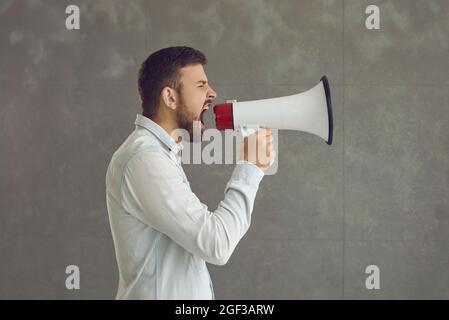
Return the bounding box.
[160,86,178,111]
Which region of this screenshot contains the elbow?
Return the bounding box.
[202,242,233,266]
[196,238,232,266]
[208,252,231,266]
[208,236,236,266]
[197,218,243,266]
[209,240,237,265]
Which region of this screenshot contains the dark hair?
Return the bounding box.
[138,46,207,119]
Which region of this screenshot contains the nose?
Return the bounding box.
[208,86,217,100]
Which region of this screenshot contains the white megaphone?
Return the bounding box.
[213,76,333,145]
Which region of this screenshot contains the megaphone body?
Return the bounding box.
[214,76,333,145]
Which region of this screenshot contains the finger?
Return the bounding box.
[257,128,268,136]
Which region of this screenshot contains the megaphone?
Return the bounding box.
[213,76,333,145]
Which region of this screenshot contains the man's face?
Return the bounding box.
[175,64,217,142]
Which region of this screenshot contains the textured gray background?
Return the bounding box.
[1,0,448,299]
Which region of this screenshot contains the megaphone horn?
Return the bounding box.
[213,76,333,145]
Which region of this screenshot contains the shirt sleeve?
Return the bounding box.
[120,149,264,266]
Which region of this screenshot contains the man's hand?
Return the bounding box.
[241,128,276,171]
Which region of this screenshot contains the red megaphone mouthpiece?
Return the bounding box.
[213,103,234,130]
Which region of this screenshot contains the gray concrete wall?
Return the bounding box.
[1,0,448,299]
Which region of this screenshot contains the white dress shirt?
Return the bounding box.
[105,114,265,299]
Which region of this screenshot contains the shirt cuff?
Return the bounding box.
[231,160,265,187]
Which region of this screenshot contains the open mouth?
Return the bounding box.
[200,102,211,126]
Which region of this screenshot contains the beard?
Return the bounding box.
[175,94,204,143]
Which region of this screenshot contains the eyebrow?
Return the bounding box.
[196,80,208,85]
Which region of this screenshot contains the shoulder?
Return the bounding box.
[111,129,173,169]
[123,146,179,179]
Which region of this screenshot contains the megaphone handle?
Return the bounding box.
[239,124,263,138]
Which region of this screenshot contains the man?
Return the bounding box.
[106,46,275,299]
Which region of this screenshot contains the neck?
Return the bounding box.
[148,113,182,144]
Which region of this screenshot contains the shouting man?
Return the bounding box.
[106,46,275,299]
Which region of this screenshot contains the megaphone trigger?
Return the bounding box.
[238,124,265,138]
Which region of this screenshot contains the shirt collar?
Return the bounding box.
[134,114,184,156]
